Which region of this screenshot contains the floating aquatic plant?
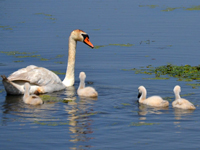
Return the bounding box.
[94,43,134,49]
[34,13,53,16]
[39,94,63,102]
[123,64,200,82]
[129,122,160,126]
[51,70,65,75]
[34,121,68,126]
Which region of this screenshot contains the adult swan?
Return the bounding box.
[1,29,94,95]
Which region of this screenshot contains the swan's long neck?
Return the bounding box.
[139,88,147,102]
[62,38,77,87]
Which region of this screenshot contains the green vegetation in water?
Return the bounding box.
[0,89,4,93]
[0,25,13,30]
[14,60,24,63]
[186,83,200,89]
[142,77,169,80]
[40,58,49,61]
[51,70,65,75]
[34,121,68,126]
[39,94,63,102]
[162,7,182,12]
[186,5,200,11]
[129,122,160,126]
[94,43,134,49]
[121,103,131,106]
[109,43,134,47]
[55,54,64,58]
[93,29,100,31]
[0,51,33,56]
[139,5,159,8]
[34,13,53,16]
[15,55,41,58]
[123,64,200,82]
[139,4,200,12]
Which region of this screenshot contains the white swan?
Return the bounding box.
[138,86,169,107]
[23,82,43,105]
[172,85,196,110]
[77,72,98,97]
[1,29,94,95]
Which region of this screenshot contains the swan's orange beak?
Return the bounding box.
[84,37,94,48]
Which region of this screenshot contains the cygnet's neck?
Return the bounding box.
[62,38,77,87]
[139,88,147,102]
[78,77,86,90]
[23,85,30,100]
[174,90,181,100]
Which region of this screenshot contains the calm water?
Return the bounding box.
[1,0,200,149]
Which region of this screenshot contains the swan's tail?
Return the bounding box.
[1,75,8,81]
[1,75,23,95]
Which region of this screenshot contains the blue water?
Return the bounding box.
[1,0,200,149]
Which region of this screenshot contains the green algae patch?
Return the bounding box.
[154,64,200,81]
[34,121,68,126]
[139,5,159,8]
[124,64,200,82]
[162,7,181,12]
[0,89,4,93]
[51,70,65,75]
[121,103,131,106]
[186,5,200,11]
[129,122,160,126]
[39,94,63,102]
[40,58,49,61]
[14,60,24,63]
[109,43,134,47]
[186,83,200,89]
[15,55,41,58]
[34,13,53,16]
[94,43,134,49]
[94,45,107,49]
[143,77,169,80]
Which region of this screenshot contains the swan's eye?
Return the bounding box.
[82,34,89,40]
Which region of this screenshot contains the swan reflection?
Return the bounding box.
[173,108,195,120]
[138,103,169,116]
[64,96,97,149]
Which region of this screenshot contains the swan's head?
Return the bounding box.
[138,86,145,98]
[174,85,181,93]
[79,72,86,79]
[70,29,94,48]
[24,82,30,91]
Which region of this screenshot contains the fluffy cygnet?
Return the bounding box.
[77,72,98,97]
[172,85,196,110]
[138,86,169,107]
[23,82,43,105]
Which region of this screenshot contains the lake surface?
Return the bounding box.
[1,0,200,149]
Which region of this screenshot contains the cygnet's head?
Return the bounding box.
[70,29,94,48]
[174,85,181,93]
[138,86,145,98]
[79,72,86,80]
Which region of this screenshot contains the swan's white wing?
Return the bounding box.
[7,65,62,86]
